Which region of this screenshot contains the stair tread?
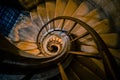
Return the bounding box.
[57,0,82,28]
[70,59,103,80]
[68,9,102,36]
[45,0,56,20]
[84,9,101,21]
[25,48,40,55]
[109,48,120,58]
[63,0,82,16]
[72,1,90,17]
[93,19,111,33]
[109,48,120,65]
[100,33,119,48]
[80,45,98,53]
[9,14,39,42]
[15,41,41,58]
[79,33,119,48]
[16,41,37,51]
[37,2,47,25]
[75,57,106,79]
[30,9,42,29]
[72,19,110,37]
[55,0,68,17]
[76,56,104,72]
[66,67,80,80]
[55,0,69,27]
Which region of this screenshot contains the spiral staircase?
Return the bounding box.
[0,0,120,80]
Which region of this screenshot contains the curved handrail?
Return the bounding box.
[37,16,120,80]
[0,16,119,80]
[0,33,68,70]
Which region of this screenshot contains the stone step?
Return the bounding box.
[64,9,102,36]
[70,59,103,80]
[55,0,69,27]
[66,67,80,80]
[72,1,90,17]
[55,0,68,17]
[57,0,82,28]
[16,41,37,51]
[37,2,47,25]
[80,45,98,53]
[79,33,119,48]
[30,9,42,29]
[93,19,111,34]
[45,0,56,20]
[75,57,105,79]
[9,14,38,42]
[109,48,120,65]
[63,0,82,16]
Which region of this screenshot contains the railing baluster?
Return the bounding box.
[67,22,77,35]
[58,63,68,80]
[71,32,89,42]
[45,25,48,32]
[53,20,55,30]
[68,51,101,59]
[61,19,65,30]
